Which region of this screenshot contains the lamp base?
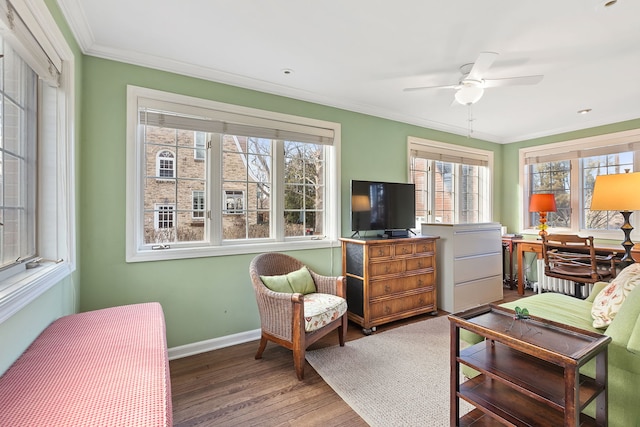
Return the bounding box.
[538,211,548,238]
[619,210,635,268]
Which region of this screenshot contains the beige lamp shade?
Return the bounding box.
[529,193,557,213]
[591,172,640,211]
[351,195,371,212]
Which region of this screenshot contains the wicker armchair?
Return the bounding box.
[249,252,348,380]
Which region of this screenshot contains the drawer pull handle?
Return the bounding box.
[384,306,391,314]
[418,261,423,268]
[402,248,409,254]
[385,266,391,273]
[384,285,391,293]
[378,249,384,256]
[418,279,423,286]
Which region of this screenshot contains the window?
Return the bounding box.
[0,0,75,321]
[126,86,340,261]
[224,190,244,215]
[0,38,38,269]
[155,204,175,229]
[194,131,206,160]
[520,129,640,239]
[156,150,175,178]
[408,137,493,225]
[192,191,205,219]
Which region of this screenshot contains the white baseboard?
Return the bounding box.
[168,328,261,360]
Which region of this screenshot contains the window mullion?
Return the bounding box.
[273,140,284,241]
[428,161,435,222]
[209,133,222,246]
[454,163,461,223]
[570,158,580,232]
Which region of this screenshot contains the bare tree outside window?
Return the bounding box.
[284,141,324,237]
[582,153,632,230]
[528,161,570,228]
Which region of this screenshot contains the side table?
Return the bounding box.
[450,305,610,426]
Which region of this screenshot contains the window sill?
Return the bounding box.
[521,228,639,243]
[127,238,340,263]
[0,262,73,324]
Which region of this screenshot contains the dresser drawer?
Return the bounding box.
[369,245,392,259]
[405,256,434,271]
[414,240,435,255]
[394,243,414,256]
[370,291,436,318]
[369,272,435,297]
[369,259,404,276]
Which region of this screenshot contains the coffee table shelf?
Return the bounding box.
[449,305,610,427]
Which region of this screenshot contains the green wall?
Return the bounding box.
[79,56,502,348]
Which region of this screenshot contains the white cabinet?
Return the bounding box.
[420,222,503,313]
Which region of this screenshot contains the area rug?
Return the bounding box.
[305,315,472,426]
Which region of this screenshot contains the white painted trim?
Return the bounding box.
[0,264,72,324]
[53,0,94,52]
[168,329,261,360]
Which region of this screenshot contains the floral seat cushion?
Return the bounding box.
[303,293,347,332]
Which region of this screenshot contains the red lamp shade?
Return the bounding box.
[529,193,557,213]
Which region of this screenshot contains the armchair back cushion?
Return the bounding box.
[260,266,317,294]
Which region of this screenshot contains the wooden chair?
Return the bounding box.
[249,252,348,380]
[542,234,617,298]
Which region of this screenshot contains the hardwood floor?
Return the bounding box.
[170,287,532,426]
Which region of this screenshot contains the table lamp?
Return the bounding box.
[529,193,557,238]
[590,171,640,267]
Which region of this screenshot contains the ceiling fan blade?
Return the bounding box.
[467,52,499,81]
[483,75,544,88]
[403,83,459,92]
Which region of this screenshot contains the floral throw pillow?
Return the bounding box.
[592,263,640,328]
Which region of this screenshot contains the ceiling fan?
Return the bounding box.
[404,52,544,105]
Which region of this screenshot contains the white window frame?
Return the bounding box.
[407,136,493,226]
[519,128,640,240]
[0,0,76,323]
[126,86,340,262]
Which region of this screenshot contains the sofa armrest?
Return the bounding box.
[627,312,640,355]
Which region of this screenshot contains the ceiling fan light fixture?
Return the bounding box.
[455,85,484,105]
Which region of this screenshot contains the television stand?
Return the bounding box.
[340,236,439,334]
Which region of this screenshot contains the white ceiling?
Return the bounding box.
[57,0,640,143]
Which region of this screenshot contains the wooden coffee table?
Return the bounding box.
[449,305,610,426]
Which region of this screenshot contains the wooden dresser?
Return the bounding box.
[340,236,439,334]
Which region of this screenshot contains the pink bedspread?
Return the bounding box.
[0,303,172,426]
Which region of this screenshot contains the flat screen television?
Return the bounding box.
[351,180,416,237]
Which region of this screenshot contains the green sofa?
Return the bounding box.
[462,281,640,427]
